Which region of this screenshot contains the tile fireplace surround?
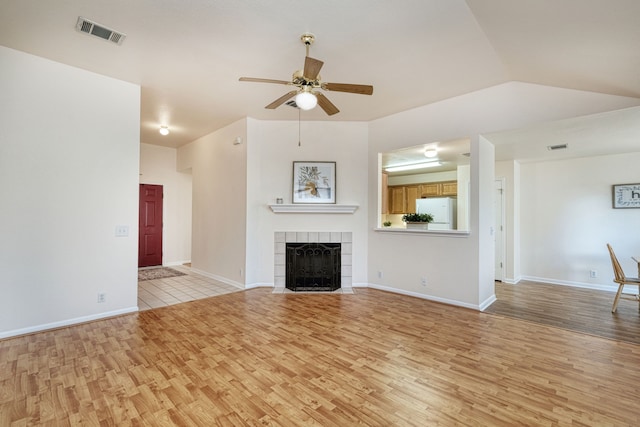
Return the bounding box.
[274,232,352,290]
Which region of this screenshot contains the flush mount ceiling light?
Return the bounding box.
[294,90,318,110]
[424,148,438,158]
[385,162,442,173]
[159,126,169,136]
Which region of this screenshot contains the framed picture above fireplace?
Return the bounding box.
[292,161,336,204]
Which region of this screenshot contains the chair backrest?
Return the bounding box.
[607,243,626,282]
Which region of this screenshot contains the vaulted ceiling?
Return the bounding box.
[1,0,639,150]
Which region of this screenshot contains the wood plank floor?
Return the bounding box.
[485,280,640,345]
[1,287,639,426]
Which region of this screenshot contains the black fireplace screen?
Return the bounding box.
[286,243,341,291]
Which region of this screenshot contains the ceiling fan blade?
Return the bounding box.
[265,91,298,109]
[323,82,373,95]
[316,93,340,116]
[303,57,324,80]
[239,77,291,85]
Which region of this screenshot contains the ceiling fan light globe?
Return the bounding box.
[295,92,317,110]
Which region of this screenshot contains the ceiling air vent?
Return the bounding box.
[76,17,126,45]
[547,143,568,151]
[285,100,300,109]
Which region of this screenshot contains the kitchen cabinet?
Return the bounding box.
[420,183,441,198]
[388,186,406,214]
[441,181,457,196]
[405,185,419,212]
[387,181,458,214]
[420,181,457,198]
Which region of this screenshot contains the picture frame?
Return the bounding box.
[292,161,336,204]
[612,183,640,208]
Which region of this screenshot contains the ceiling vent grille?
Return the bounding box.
[76,17,126,45]
[547,143,568,151]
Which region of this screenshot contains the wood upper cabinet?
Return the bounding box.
[388,180,458,214]
[420,181,457,198]
[405,185,419,212]
[389,186,406,214]
[420,183,441,198]
[441,181,457,196]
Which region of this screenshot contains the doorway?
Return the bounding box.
[139,184,163,267]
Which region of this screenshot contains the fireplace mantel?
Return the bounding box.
[269,204,358,214]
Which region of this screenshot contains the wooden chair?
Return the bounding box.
[606,243,640,313]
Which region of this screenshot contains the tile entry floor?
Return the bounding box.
[138,265,243,311]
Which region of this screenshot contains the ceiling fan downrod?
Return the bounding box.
[300,33,315,57]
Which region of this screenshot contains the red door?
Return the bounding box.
[138,184,163,267]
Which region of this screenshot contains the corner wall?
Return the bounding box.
[177,119,247,286]
[520,152,640,289]
[367,82,640,309]
[0,46,140,337]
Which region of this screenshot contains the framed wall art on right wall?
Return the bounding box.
[612,183,640,208]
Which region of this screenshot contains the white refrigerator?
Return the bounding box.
[415,197,457,230]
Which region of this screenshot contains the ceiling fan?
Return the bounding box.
[239,33,373,116]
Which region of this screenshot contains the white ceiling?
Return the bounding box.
[1,0,639,161]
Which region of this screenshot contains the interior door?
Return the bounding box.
[138,184,163,267]
[494,179,505,281]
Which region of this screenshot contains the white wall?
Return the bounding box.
[0,46,140,338]
[177,119,247,286]
[140,143,192,265]
[245,119,369,286]
[520,152,640,289]
[367,82,640,309]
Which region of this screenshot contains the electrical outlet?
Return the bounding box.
[420,277,427,286]
[378,271,383,279]
[97,293,106,303]
[590,270,597,278]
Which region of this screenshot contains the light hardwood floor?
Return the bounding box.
[485,280,640,345]
[1,287,639,425]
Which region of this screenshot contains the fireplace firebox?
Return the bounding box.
[286,243,341,291]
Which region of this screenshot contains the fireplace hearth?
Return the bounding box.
[286,243,341,292]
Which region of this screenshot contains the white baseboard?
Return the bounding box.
[164,260,191,267]
[366,283,483,310]
[0,306,139,340]
[519,275,621,293]
[189,268,245,290]
[249,280,491,311]
[245,282,272,289]
[479,294,497,311]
